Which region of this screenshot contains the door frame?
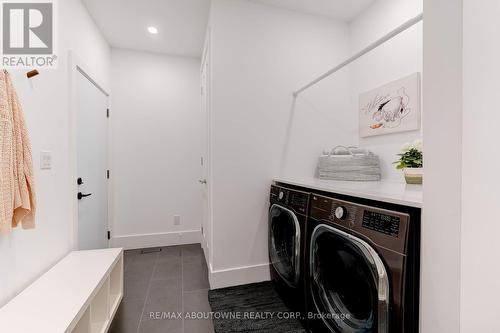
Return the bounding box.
[200,29,213,269]
[68,50,110,250]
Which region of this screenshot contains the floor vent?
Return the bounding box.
[140,248,162,254]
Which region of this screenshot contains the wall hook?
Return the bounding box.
[27,69,39,79]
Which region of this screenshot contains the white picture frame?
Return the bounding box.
[359,72,421,138]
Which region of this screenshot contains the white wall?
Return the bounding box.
[208,0,352,287]
[349,0,423,182]
[109,49,202,249]
[421,0,462,331]
[461,0,500,331]
[0,0,110,306]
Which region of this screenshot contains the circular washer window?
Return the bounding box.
[310,225,389,332]
[269,204,301,287]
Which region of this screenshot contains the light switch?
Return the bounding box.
[40,151,52,170]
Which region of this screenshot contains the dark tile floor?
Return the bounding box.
[109,244,214,333]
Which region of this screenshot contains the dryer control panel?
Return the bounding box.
[270,185,310,215]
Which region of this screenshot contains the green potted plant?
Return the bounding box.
[394,140,423,184]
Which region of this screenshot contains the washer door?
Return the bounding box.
[269,204,301,288]
[310,224,390,333]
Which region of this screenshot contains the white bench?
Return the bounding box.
[0,248,124,333]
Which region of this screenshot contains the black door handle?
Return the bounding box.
[77,177,84,185]
[78,192,92,200]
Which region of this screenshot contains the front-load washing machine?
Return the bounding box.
[305,194,420,333]
[269,185,310,314]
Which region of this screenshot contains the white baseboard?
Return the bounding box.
[209,262,271,290]
[111,230,201,250]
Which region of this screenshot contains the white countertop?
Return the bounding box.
[0,248,123,332]
[274,177,422,208]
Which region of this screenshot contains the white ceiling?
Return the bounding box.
[251,0,375,22]
[83,0,374,58]
[82,0,211,58]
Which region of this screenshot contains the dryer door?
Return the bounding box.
[269,204,301,287]
[310,224,389,333]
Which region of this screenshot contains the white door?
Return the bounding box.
[200,55,210,255]
[76,69,109,250]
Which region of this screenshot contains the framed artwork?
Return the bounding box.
[359,72,421,137]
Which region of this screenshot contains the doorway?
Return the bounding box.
[200,44,211,262]
[75,67,109,250]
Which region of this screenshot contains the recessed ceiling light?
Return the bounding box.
[147,26,158,34]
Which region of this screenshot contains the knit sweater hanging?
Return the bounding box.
[0,70,36,235]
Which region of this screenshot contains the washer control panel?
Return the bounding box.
[362,210,400,237]
[324,198,357,227]
[310,194,410,254]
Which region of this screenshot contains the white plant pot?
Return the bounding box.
[404,168,423,185]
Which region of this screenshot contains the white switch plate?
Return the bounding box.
[40,151,52,170]
[174,215,181,225]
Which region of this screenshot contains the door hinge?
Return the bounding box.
[201,227,204,236]
[107,170,110,179]
[106,108,110,118]
[107,231,111,240]
[201,157,204,166]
